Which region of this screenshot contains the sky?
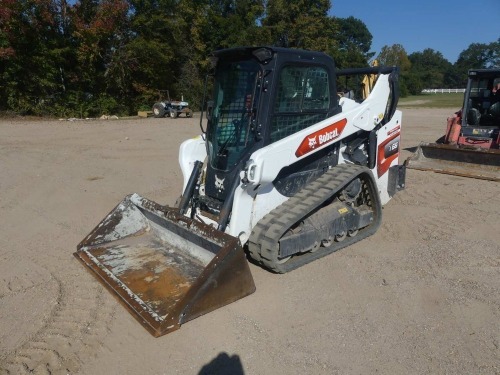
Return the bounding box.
[329,0,500,63]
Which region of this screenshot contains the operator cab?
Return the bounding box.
[464,69,500,127]
[200,47,341,217]
[461,69,500,147]
[196,47,399,227]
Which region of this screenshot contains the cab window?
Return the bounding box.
[270,65,330,142]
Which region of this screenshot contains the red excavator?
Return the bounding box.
[406,69,500,181]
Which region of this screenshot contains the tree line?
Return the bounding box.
[0,0,499,117]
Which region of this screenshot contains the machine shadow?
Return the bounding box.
[198,352,245,375]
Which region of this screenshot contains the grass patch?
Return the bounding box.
[399,93,463,108]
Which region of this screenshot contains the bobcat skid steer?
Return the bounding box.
[75,47,405,337]
[406,69,500,181]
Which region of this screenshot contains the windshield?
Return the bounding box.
[465,74,500,126]
[207,59,261,171]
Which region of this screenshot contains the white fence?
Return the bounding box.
[421,88,465,94]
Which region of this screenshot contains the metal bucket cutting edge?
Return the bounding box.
[405,143,500,182]
[75,193,255,337]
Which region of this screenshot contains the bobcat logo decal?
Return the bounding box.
[215,175,225,193]
[295,118,348,157]
[308,136,317,148]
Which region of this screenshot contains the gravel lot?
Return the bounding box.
[0,108,499,374]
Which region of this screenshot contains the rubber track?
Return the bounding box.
[248,164,382,273]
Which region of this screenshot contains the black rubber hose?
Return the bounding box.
[179,160,203,215]
[217,174,242,232]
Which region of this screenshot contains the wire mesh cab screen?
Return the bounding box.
[466,75,500,126]
[270,65,330,142]
[208,60,261,171]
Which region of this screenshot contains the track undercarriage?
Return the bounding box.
[248,164,382,273]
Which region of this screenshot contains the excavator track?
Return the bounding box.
[248,164,382,273]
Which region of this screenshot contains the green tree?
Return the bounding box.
[443,64,463,89]
[456,39,499,69]
[455,39,500,85]
[0,0,72,114]
[172,0,265,108]
[260,0,335,52]
[69,0,130,116]
[202,0,264,49]
[376,44,411,96]
[170,0,213,109]
[110,0,190,111]
[377,44,411,70]
[10,0,487,115]
[404,72,423,95]
[329,16,373,68]
[408,48,453,90]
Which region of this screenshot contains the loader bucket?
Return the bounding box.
[405,143,500,182]
[74,193,255,337]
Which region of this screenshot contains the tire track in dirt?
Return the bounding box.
[1,261,117,375]
[376,171,499,374]
[379,170,486,245]
[1,134,120,374]
[375,172,500,374]
[380,201,467,245]
[230,314,342,374]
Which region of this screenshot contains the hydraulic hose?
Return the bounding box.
[179,160,203,215]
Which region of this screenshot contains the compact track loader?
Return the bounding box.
[75,47,405,336]
[406,69,500,181]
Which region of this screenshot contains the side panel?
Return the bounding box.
[232,73,399,238]
[228,182,288,242]
[179,136,207,193]
[374,110,402,205]
[246,74,393,186]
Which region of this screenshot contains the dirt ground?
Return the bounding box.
[0,108,499,375]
